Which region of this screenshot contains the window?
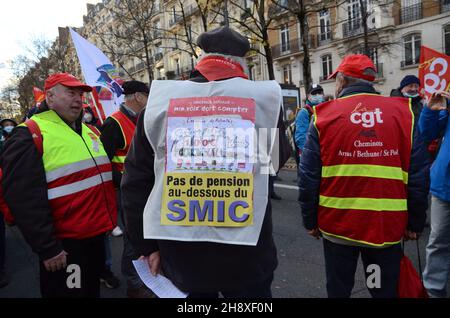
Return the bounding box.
[175,59,180,75]
[174,34,178,48]
[445,25,450,56]
[283,65,292,84]
[403,33,421,66]
[355,47,378,66]
[347,0,364,30]
[280,24,290,52]
[321,55,333,79]
[319,9,331,41]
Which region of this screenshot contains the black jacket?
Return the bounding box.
[121,73,289,292]
[100,104,138,188]
[299,83,430,234]
[1,102,85,260]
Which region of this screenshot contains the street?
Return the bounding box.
[0,167,436,298]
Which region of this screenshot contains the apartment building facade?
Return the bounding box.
[269,0,450,101]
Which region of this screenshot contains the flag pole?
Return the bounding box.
[89,90,104,125]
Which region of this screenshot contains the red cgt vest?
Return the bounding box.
[314,93,414,247]
[110,110,136,173]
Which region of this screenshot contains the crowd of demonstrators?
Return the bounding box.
[1,73,117,297]
[122,26,289,298]
[299,54,430,298]
[99,80,154,298]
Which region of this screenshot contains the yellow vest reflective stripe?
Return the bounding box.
[322,164,409,184]
[319,228,402,247]
[319,195,408,211]
[48,172,113,200]
[46,156,110,182]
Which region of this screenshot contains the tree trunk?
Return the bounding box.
[143,39,153,82]
[297,1,312,93]
[264,43,275,80]
[360,0,370,56]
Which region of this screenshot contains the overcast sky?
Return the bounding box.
[0,0,101,89]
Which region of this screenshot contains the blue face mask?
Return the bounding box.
[3,126,14,134]
[309,95,325,105]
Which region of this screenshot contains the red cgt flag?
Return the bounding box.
[33,87,45,104]
[418,46,450,100]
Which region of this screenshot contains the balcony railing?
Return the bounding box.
[169,14,183,27]
[317,32,332,46]
[401,57,420,68]
[271,36,315,59]
[400,3,423,24]
[342,19,375,38]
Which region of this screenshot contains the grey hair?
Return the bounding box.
[337,68,377,86]
[196,52,249,76]
[124,94,135,102]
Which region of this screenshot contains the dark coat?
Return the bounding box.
[121,72,289,292]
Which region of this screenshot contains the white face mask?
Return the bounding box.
[83,113,93,123]
[3,126,14,134]
[403,92,420,99]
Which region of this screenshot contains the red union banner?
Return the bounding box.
[32,87,45,104]
[418,46,450,100]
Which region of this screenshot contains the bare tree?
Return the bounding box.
[270,0,349,93]
[91,0,161,82]
[212,0,276,79]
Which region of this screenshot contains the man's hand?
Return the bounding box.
[404,230,419,241]
[308,228,321,239]
[139,251,161,276]
[43,250,68,272]
[427,91,450,111]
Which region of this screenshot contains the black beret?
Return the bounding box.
[122,80,149,95]
[196,26,250,57]
[308,84,324,95]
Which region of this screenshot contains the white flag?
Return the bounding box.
[70,28,124,119]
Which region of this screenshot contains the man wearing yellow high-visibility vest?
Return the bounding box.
[1,73,117,298]
[299,55,430,298]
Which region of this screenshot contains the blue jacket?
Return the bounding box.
[295,101,314,152]
[419,105,450,202]
[299,83,430,233]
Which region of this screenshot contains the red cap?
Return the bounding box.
[44,73,92,92]
[328,54,377,82]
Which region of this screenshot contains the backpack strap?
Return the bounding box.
[24,119,43,156]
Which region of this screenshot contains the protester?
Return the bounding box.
[82,105,100,128]
[100,80,153,297]
[1,73,117,298]
[0,119,17,141]
[390,75,424,122]
[295,84,324,154]
[420,90,450,298]
[299,54,430,298]
[122,26,290,298]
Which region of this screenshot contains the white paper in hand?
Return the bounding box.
[132,259,189,298]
